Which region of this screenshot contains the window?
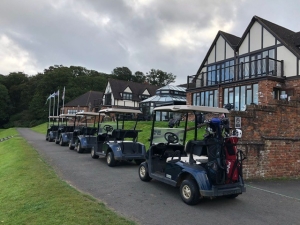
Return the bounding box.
[123,93,132,100]
[206,60,234,86]
[239,48,275,78]
[192,89,219,107]
[139,94,149,100]
[223,84,258,111]
[104,93,112,105]
[67,109,83,114]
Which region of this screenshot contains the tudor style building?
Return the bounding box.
[102,78,159,109]
[63,91,103,114]
[187,15,300,111]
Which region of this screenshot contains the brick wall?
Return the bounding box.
[228,103,300,179]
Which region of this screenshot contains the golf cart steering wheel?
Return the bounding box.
[103,125,114,133]
[164,132,179,144]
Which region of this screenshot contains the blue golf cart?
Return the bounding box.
[68,111,99,153]
[138,105,246,205]
[91,108,146,167]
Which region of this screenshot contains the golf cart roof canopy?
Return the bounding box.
[75,111,100,116]
[153,105,229,114]
[48,116,60,119]
[59,114,76,118]
[99,108,142,114]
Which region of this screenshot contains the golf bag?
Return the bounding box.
[224,136,239,183]
[206,138,226,185]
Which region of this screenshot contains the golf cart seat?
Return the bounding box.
[111,129,138,141]
[82,127,97,136]
[166,140,208,164]
[49,125,59,131]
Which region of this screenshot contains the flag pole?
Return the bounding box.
[53,92,55,116]
[62,86,65,114]
[57,90,59,116]
[49,96,51,124]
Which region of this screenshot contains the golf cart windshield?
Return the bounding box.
[152,127,185,145]
[151,105,229,145]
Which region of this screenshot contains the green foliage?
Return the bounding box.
[111,67,133,81]
[0,84,10,127]
[0,64,177,128]
[0,129,135,225]
[146,69,176,86]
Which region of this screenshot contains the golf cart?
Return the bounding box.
[91,108,146,167]
[46,115,60,142]
[54,114,76,146]
[138,105,246,205]
[68,111,99,153]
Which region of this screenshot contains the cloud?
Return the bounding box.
[0,0,299,84]
[0,35,38,75]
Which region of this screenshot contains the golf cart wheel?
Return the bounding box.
[91,148,99,159]
[139,163,152,182]
[76,141,83,153]
[59,136,64,146]
[48,134,52,142]
[180,179,200,205]
[226,194,239,199]
[106,151,116,167]
[69,141,74,150]
[135,159,144,165]
[46,135,48,141]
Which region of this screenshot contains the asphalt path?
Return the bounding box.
[17,128,300,225]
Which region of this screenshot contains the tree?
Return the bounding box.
[0,84,10,127]
[132,71,146,83]
[146,69,176,86]
[111,67,133,81]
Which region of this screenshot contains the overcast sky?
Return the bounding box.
[0,0,299,85]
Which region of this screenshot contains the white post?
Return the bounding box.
[57,90,59,116]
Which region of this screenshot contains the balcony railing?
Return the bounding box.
[187,57,284,89]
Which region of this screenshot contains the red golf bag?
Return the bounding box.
[224,136,239,183]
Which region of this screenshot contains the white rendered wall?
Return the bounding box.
[124,87,132,93]
[142,89,150,95]
[116,100,136,107]
[225,43,234,59]
[207,46,216,64]
[277,45,297,76]
[250,22,262,52]
[216,36,225,61]
[239,33,249,55]
[263,27,275,48]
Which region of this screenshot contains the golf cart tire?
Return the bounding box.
[180,179,200,205]
[139,163,152,182]
[106,151,116,167]
[91,148,99,159]
[76,141,84,153]
[48,134,52,142]
[59,136,64,146]
[69,141,74,150]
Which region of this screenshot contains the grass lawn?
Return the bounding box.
[32,120,207,149]
[0,128,136,225]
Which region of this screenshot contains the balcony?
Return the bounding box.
[187,57,284,89]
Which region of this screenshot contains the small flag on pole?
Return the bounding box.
[62,86,65,100]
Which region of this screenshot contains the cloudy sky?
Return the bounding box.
[0,0,299,85]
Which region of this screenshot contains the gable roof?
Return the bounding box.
[239,15,300,58]
[65,91,103,107]
[108,78,160,101]
[196,15,300,77]
[196,31,240,75]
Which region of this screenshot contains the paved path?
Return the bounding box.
[18,128,300,225]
